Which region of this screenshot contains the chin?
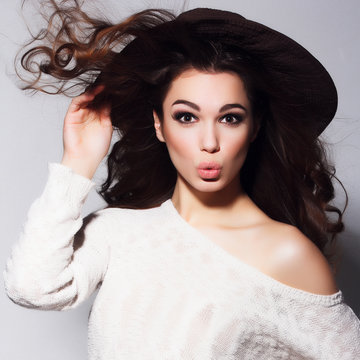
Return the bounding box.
[191,178,229,193]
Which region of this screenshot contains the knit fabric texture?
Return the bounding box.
[4,163,360,359]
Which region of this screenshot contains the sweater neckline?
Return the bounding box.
[161,198,343,306]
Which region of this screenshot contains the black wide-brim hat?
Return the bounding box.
[173,8,337,139]
[110,7,337,140]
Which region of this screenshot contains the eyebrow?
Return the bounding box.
[172,99,247,113]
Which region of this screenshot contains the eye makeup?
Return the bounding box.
[219,113,244,126]
[172,111,197,124]
[172,111,244,126]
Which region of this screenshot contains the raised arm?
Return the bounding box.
[4,87,114,310]
[4,163,110,310]
[60,85,113,179]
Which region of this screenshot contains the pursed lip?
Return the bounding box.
[197,161,222,170]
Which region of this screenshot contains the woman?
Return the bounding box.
[4,1,360,359]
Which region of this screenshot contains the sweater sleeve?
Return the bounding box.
[306,298,360,359]
[271,290,360,359]
[3,163,110,311]
[328,302,360,359]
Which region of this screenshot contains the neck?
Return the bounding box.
[171,174,252,228]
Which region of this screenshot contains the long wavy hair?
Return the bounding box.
[17,0,347,266]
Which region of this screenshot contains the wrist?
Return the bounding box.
[60,155,98,179]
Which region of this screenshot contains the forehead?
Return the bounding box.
[163,68,251,110]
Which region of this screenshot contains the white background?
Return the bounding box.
[1,0,359,359]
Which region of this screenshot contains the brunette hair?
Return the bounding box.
[17,0,347,264]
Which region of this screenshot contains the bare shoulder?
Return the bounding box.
[260,221,338,295]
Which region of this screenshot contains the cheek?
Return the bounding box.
[223,131,251,162]
[163,127,196,160]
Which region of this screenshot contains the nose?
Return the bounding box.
[200,122,220,153]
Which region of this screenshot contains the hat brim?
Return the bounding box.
[176,8,337,138]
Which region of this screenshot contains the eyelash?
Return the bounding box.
[173,112,243,126]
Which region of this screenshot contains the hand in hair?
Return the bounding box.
[61,85,112,179]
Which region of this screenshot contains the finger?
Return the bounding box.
[68,95,94,113]
[70,85,106,111]
[90,84,106,97]
[79,85,105,103]
[101,103,111,117]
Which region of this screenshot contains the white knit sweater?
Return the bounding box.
[4,163,360,359]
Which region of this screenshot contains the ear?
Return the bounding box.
[153,110,166,143]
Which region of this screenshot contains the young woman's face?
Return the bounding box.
[154,68,258,193]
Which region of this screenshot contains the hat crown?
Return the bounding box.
[177,7,246,23]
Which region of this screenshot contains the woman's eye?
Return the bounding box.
[220,114,243,125]
[174,112,196,123]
